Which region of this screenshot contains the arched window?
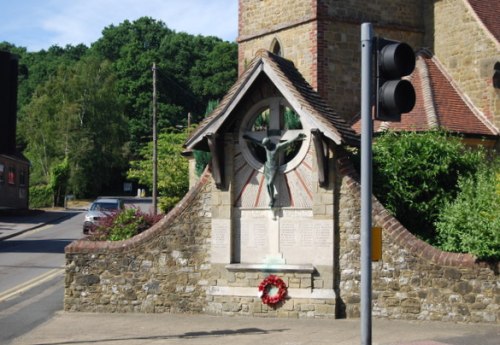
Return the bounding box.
[493,62,500,89]
[270,38,282,57]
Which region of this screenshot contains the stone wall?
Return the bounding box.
[238,22,316,90]
[64,173,213,313]
[432,0,500,126]
[205,264,336,318]
[65,150,498,323]
[238,0,425,122]
[336,152,499,323]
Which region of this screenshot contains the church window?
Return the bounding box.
[271,38,282,56]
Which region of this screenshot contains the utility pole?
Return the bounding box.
[152,62,158,215]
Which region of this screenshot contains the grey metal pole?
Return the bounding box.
[152,62,158,215]
[360,22,373,345]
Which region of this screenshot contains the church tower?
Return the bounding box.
[238,0,426,122]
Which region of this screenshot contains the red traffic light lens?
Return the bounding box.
[379,42,416,78]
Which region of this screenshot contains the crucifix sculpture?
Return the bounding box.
[241,99,306,208]
[243,133,305,207]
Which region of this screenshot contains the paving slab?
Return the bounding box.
[10,312,500,345]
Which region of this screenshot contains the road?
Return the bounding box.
[0,210,84,344]
[0,197,153,344]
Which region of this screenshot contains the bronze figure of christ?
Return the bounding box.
[243,133,306,207]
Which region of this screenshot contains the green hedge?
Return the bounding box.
[372,130,483,243]
[436,161,500,260]
[29,185,52,208]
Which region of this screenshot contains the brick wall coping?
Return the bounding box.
[65,170,211,254]
[336,152,495,271]
[226,263,315,273]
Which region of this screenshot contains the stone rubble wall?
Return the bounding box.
[336,152,499,324]
[64,155,498,323]
[64,172,213,313]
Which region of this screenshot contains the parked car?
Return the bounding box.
[83,198,124,234]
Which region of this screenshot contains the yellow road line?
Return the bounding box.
[0,267,64,303]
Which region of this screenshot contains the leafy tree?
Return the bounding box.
[371,130,483,243]
[6,16,237,198]
[435,159,500,260]
[127,128,189,212]
[92,17,237,152]
[50,158,70,207]
[193,100,219,176]
[19,55,127,197]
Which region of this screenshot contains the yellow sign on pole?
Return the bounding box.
[372,227,382,261]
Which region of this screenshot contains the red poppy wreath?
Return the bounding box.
[258,274,288,306]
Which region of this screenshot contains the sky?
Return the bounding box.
[0,0,238,52]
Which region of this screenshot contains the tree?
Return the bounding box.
[50,158,70,207]
[436,159,500,260]
[7,16,238,198]
[127,128,189,212]
[92,17,237,152]
[371,130,483,243]
[19,54,127,197]
[193,100,219,176]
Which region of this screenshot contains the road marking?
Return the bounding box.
[0,277,62,316]
[0,267,64,303]
[16,224,54,238]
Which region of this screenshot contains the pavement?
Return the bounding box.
[0,208,77,241]
[1,210,499,345]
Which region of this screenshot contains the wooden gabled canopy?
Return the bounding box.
[184,50,359,187]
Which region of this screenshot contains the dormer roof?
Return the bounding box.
[185,50,359,151]
[467,0,500,42]
[352,51,499,138]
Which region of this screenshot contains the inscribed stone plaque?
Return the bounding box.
[299,223,314,247]
[279,218,334,265]
[239,218,269,263]
[314,222,332,248]
[211,219,231,263]
[280,222,297,247]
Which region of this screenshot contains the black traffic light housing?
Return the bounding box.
[375,38,416,122]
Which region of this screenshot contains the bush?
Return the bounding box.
[29,184,53,208]
[90,208,163,241]
[372,130,483,243]
[435,161,500,260]
[158,195,181,213]
[193,150,211,177]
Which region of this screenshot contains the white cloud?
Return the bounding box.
[0,0,238,51]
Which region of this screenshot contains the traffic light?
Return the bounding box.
[375,38,416,122]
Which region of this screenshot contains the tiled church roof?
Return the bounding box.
[185,50,359,151]
[467,0,500,42]
[351,51,499,137]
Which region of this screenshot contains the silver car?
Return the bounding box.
[83,198,124,234]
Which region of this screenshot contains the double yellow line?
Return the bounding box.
[0,268,64,303]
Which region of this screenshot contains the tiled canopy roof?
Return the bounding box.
[185,50,359,151]
[352,51,499,137]
[467,0,500,42]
